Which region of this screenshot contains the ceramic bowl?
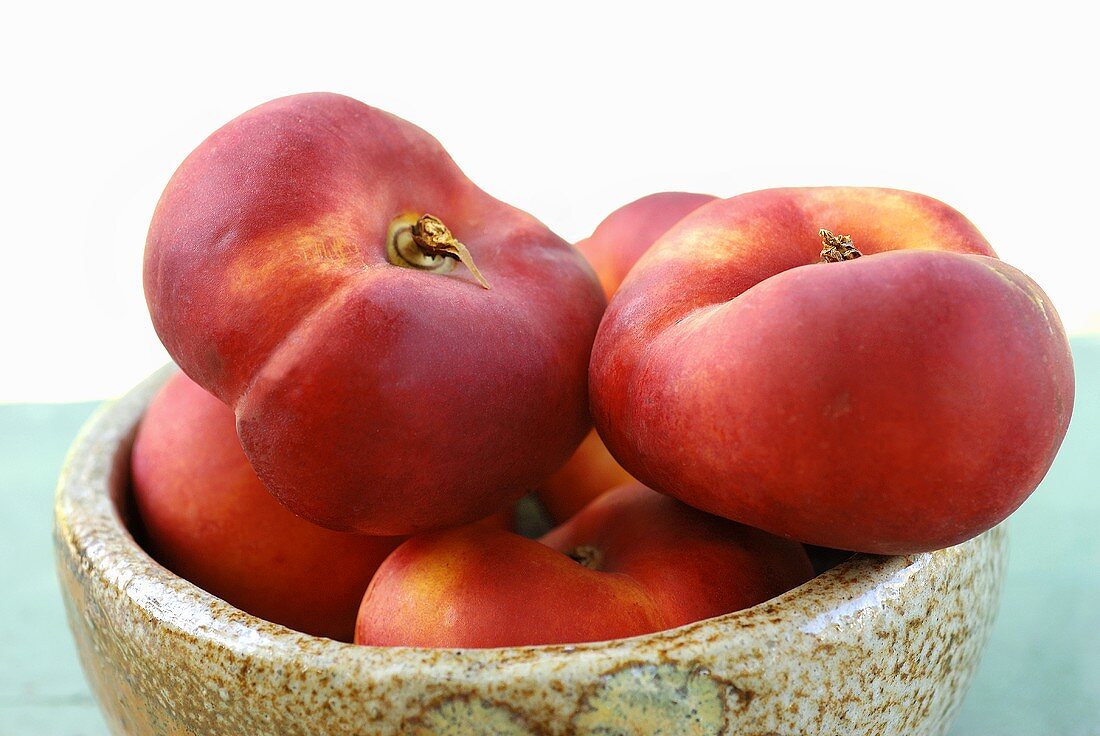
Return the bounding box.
[54,367,1006,736]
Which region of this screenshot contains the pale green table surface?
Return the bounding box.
[3,340,1098,735]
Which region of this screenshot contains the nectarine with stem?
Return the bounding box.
[144,93,606,535]
[354,483,812,647]
[590,187,1074,554]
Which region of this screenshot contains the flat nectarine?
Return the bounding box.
[590,188,1074,553]
[144,93,606,535]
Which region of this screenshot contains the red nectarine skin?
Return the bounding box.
[590,188,1075,554]
[541,483,814,627]
[576,191,717,299]
[131,372,403,641]
[355,524,663,648]
[539,192,716,521]
[144,93,606,535]
[354,483,812,648]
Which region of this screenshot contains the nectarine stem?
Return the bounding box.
[819,229,862,263]
[412,214,492,289]
[567,545,603,570]
[386,213,492,289]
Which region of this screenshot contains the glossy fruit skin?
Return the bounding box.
[354,482,813,648]
[591,187,1075,554]
[540,192,716,521]
[144,93,606,535]
[130,372,402,641]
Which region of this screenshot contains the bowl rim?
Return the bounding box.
[54,365,999,679]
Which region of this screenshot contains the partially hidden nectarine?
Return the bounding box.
[131,372,403,641]
[540,192,716,521]
[354,482,812,647]
[577,191,718,299]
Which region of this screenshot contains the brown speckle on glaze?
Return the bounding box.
[53,366,1008,736]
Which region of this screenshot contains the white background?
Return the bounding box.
[3,1,1097,401]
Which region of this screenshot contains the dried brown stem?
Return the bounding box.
[819,228,862,263]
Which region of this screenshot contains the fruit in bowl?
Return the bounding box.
[540,191,717,521]
[51,91,1073,735]
[590,187,1075,553]
[144,92,606,536]
[54,369,1010,735]
[356,482,813,647]
[131,371,403,641]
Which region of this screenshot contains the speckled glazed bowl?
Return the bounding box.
[55,367,1007,736]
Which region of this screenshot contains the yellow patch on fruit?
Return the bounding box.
[225,213,363,297]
